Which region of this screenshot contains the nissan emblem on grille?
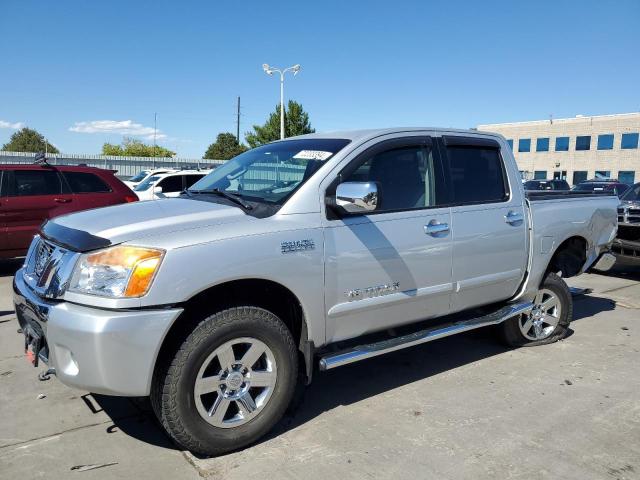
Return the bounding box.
[34,241,52,277]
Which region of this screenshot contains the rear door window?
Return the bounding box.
[63,172,111,193]
[10,170,62,196]
[184,174,206,189]
[441,139,508,204]
[157,175,184,193]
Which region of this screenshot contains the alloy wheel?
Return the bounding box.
[194,337,277,429]
[519,288,562,341]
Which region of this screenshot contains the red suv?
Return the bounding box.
[0,164,137,259]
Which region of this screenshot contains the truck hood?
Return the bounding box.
[48,198,252,248]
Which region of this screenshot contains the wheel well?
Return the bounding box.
[154,279,309,384]
[547,236,588,278]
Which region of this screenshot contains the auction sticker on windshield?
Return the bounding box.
[293,150,333,161]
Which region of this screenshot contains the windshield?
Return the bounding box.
[189,138,350,204]
[621,184,640,201]
[129,171,150,182]
[134,175,161,191]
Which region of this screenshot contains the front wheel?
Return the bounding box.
[151,306,298,456]
[501,272,572,347]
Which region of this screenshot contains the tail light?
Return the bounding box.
[124,195,138,203]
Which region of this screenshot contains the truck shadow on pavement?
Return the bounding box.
[91,292,616,456]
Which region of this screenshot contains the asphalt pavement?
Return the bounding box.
[0,259,638,479]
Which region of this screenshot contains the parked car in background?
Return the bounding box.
[0,164,137,259]
[572,179,630,197]
[123,168,176,190]
[134,170,209,201]
[613,182,640,264]
[524,179,570,191]
[13,128,618,455]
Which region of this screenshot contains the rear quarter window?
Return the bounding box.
[63,172,111,193]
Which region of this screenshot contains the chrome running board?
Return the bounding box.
[319,302,533,371]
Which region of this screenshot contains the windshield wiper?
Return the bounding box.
[189,188,253,210]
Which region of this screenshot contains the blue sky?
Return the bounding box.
[1,0,638,158]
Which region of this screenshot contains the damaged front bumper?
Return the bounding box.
[13,268,183,396]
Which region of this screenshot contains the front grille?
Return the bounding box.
[612,243,640,258]
[618,206,640,225]
[23,236,79,299]
[34,240,54,277]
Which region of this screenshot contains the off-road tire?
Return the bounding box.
[501,272,572,347]
[151,306,298,456]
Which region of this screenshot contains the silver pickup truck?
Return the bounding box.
[14,128,618,455]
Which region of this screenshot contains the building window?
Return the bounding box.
[555,137,569,151]
[536,138,549,152]
[575,136,591,151]
[597,134,614,150]
[518,139,531,152]
[621,133,639,149]
[506,139,513,150]
[572,171,588,185]
[534,170,547,180]
[595,170,611,179]
[619,171,635,185]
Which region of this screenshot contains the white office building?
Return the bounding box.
[478,112,640,185]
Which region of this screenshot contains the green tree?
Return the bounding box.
[2,127,59,153]
[204,132,248,160]
[245,100,315,148]
[101,137,175,157]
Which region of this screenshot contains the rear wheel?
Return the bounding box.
[501,272,572,347]
[151,306,298,456]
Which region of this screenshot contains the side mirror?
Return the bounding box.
[153,186,163,194]
[335,182,378,214]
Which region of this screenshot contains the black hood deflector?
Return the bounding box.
[41,220,112,252]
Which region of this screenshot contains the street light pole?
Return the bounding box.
[262,63,301,140]
[279,73,285,140]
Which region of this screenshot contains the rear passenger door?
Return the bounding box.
[62,171,114,209]
[439,136,527,312]
[3,169,75,252]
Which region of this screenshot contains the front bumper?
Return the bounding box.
[13,268,183,396]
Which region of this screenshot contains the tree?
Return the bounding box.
[204,132,248,160]
[101,137,175,157]
[245,100,315,148]
[2,127,59,153]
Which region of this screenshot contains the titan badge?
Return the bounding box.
[346,281,400,300]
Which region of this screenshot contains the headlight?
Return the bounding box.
[69,246,165,298]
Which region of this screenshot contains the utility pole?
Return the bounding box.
[236,96,241,143]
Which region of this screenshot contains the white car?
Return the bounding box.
[124,168,177,190]
[133,170,210,201]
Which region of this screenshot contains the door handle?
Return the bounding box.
[424,220,450,236]
[504,211,523,225]
[53,198,71,204]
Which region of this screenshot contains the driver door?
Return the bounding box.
[323,137,453,343]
